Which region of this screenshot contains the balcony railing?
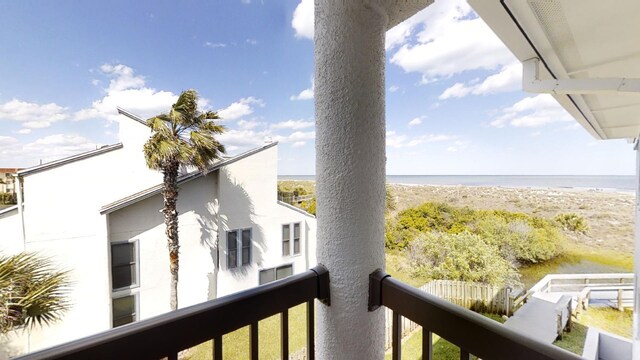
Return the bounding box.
[18,266,330,360]
[368,270,584,360]
[17,267,589,360]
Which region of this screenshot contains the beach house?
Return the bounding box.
[12,1,640,360]
[0,110,316,357]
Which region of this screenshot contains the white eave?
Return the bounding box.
[469,0,640,140]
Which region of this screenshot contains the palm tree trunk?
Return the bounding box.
[163,161,180,311]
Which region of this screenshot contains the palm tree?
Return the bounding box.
[144,89,226,310]
[0,252,70,334]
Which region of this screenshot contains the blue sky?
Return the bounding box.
[0,0,634,175]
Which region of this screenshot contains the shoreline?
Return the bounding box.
[390,182,635,195]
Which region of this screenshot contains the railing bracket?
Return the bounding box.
[311,264,331,306]
[368,268,390,311]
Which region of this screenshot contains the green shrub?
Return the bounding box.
[407,231,520,286]
[555,213,589,234]
[300,196,316,215]
[387,202,563,264]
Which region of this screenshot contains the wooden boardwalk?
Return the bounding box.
[504,293,572,344]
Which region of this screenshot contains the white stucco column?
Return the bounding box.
[634,142,640,360]
[315,1,388,358]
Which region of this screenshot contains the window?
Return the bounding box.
[282,223,301,256]
[227,228,251,269]
[112,294,137,327]
[259,264,294,285]
[111,241,138,291]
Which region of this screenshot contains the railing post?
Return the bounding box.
[392,311,402,360]
[422,329,433,360]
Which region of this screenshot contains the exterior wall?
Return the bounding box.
[108,174,220,319]
[0,208,22,254]
[0,120,162,356]
[216,145,317,297]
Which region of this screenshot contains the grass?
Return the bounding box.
[384,314,505,360]
[554,307,632,355]
[186,303,308,360]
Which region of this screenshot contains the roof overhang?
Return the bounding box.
[469,0,640,140]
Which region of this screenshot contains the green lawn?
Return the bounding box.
[554,307,632,355]
[384,314,505,360]
[186,303,308,360]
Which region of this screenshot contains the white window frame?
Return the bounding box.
[282,222,302,257]
[258,263,294,285]
[111,292,139,328]
[227,228,252,269]
[110,239,140,292]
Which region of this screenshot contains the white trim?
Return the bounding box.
[226,228,252,270]
[282,222,303,257]
[523,58,640,94]
[258,263,294,286]
[110,239,140,293]
[111,292,139,328]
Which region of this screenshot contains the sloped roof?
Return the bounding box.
[100,142,278,214]
[469,0,640,140]
[17,143,123,177]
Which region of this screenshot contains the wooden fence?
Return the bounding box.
[383,280,512,349]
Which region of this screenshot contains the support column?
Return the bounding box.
[315,1,388,359]
[634,141,640,360]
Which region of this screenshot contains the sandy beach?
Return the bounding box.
[389,184,635,254]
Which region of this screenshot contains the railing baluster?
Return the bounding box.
[281,311,289,360]
[307,300,315,360]
[422,329,432,360]
[392,311,401,360]
[250,321,259,360]
[214,335,222,360]
[460,348,471,360]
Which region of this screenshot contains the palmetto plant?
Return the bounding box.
[0,253,70,334]
[144,89,226,310]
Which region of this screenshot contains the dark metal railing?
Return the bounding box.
[19,266,330,360]
[369,270,584,360]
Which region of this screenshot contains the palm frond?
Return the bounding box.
[0,252,70,334]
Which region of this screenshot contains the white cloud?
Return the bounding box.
[490,95,573,128]
[99,64,146,92]
[446,140,469,152]
[389,0,516,83]
[408,117,423,127]
[0,99,69,129]
[270,119,314,130]
[388,85,400,93]
[217,128,314,153]
[246,39,258,45]
[0,134,99,167]
[17,129,31,135]
[439,62,522,99]
[203,42,227,49]
[292,0,313,40]
[387,130,456,148]
[217,97,265,120]
[290,78,314,101]
[74,64,178,122]
[237,119,262,130]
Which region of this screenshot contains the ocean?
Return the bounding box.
[278,175,636,192]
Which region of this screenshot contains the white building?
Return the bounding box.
[0,168,19,197]
[0,111,316,358]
